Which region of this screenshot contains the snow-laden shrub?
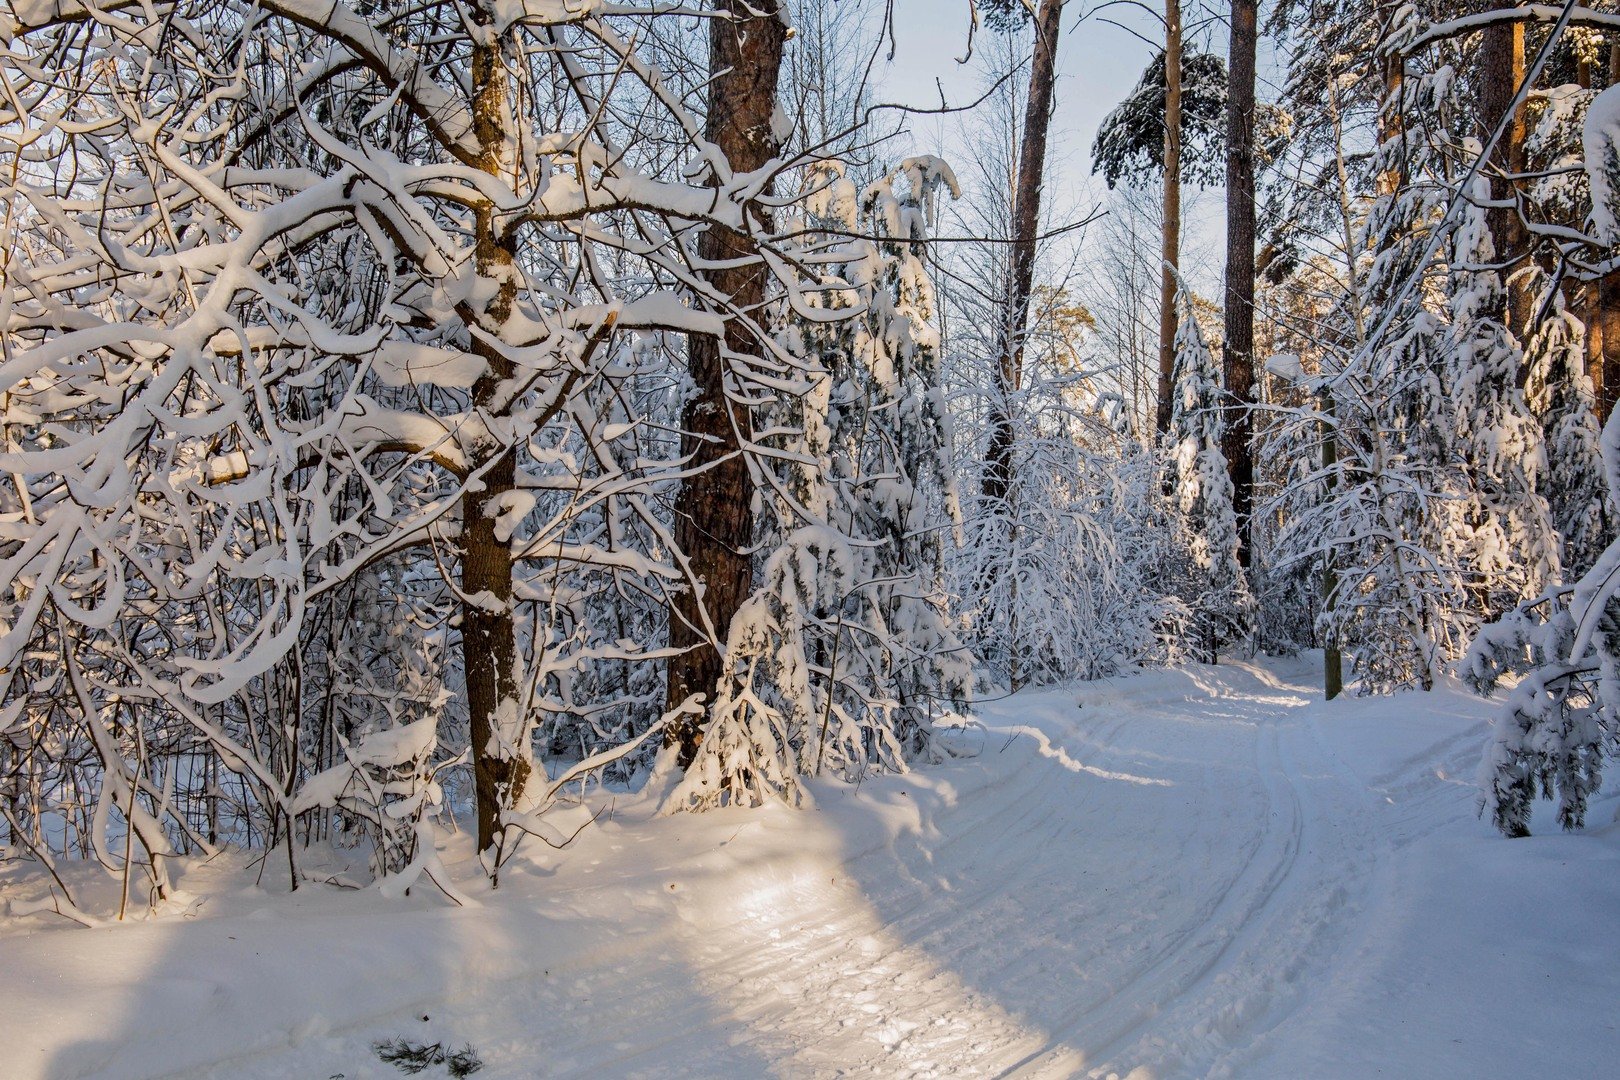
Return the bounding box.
[953,394,1189,687]
[1267,309,1466,695]
[292,715,462,897]
[1467,587,1612,836]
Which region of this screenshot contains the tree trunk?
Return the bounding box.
[1156,0,1182,437]
[1594,43,1620,421]
[663,0,787,767]
[1479,2,1532,336]
[464,33,529,855]
[1320,391,1343,701]
[1377,40,1404,199]
[1598,272,1620,421]
[1221,0,1258,566]
[461,417,523,853]
[984,0,1064,501]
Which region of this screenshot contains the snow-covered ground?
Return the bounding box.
[4,656,1617,1079]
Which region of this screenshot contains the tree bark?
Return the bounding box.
[463,32,529,855]
[1479,2,1531,336]
[1377,36,1404,199]
[984,0,1064,501]
[1156,0,1182,437]
[1594,43,1620,421]
[1221,0,1258,566]
[663,0,787,767]
[1597,274,1620,421]
[1320,391,1344,701]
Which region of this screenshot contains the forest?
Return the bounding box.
[2,1,1618,1077]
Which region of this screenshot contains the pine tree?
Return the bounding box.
[1167,292,1254,661]
[1445,183,1562,622]
[667,159,970,811]
[1319,49,1469,692]
[1267,51,1469,695]
[1524,293,1611,579]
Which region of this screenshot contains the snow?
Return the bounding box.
[1262,352,1303,383]
[3,656,1616,1079]
[1584,82,1620,244]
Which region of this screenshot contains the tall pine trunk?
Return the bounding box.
[663,1,788,767]
[1479,2,1531,339]
[984,0,1064,502]
[1156,0,1182,436]
[1590,44,1620,419]
[1221,0,1258,565]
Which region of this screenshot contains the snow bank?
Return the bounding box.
[2,658,1616,1079]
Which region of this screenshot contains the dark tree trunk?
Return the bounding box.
[1596,274,1620,420]
[1479,2,1532,336]
[461,411,522,854]
[663,0,787,767]
[1594,44,1620,422]
[1156,0,1182,437]
[1221,0,1258,566]
[463,35,528,855]
[984,0,1064,501]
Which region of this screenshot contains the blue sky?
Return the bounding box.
[872,1,1176,202]
[852,1,1289,300]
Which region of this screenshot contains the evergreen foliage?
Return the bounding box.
[1444,186,1561,622]
[1524,294,1611,580]
[1470,83,1620,837]
[668,159,971,810]
[1093,50,1230,188]
[1167,294,1254,660]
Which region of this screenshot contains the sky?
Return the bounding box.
[869,2,1197,204]
[856,2,1234,286]
[849,1,1288,290]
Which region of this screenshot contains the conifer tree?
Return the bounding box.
[1167,293,1254,661]
[1268,52,1466,694]
[1445,183,1562,623]
[668,159,970,810]
[1471,80,1620,837]
[1524,294,1611,580]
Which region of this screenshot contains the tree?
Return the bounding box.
[0,0,837,894]
[661,0,790,770]
[670,159,972,808]
[1478,0,1534,337]
[1525,293,1613,579]
[1223,0,1261,566]
[1265,40,1470,695]
[1092,19,1229,434]
[981,0,1066,507]
[1469,74,1620,839]
[1091,49,1230,189]
[1168,291,1254,660]
[942,26,1163,685]
[1445,186,1562,622]
[1259,3,1610,696]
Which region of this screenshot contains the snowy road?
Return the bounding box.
[6,658,1618,1079]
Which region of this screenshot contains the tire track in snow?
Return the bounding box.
[972,663,1388,1080]
[146,660,1410,1080]
[990,670,1315,1077]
